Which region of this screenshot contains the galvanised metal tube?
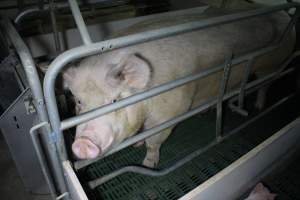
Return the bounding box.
[30,122,57,200]
[61,44,277,131]
[1,19,70,200]
[216,55,232,140]
[89,92,297,188]
[68,0,92,45]
[54,3,298,131]
[44,2,297,168]
[74,66,295,170]
[49,0,61,53]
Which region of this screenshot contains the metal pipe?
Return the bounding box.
[61,44,278,131]
[49,0,61,54]
[0,19,70,200]
[74,66,295,170]
[68,0,92,45]
[14,8,41,25]
[44,2,298,168]
[88,91,297,188]
[50,3,297,131]
[216,54,232,141]
[30,122,57,199]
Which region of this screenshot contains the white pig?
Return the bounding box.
[63,2,295,167]
[244,183,277,200]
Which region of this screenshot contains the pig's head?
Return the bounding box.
[245,183,277,200]
[63,52,152,159]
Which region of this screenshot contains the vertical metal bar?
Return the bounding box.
[30,122,57,200]
[49,0,61,54]
[238,58,254,109]
[68,0,92,45]
[216,54,233,141]
[1,19,70,200]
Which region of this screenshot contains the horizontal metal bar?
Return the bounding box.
[68,0,92,45]
[88,92,297,188]
[1,19,70,200]
[44,2,298,170]
[61,44,280,131]
[45,2,299,131]
[74,64,295,170]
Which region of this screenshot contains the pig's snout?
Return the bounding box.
[72,137,101,159]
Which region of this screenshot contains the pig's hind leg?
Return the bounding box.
[143,128,173,168]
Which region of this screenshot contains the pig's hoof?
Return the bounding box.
[72,138,101,159]
[142,156,159,168]
[133,140,144,148]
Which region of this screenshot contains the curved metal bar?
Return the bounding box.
[88,88,298,189]
[43,2,298,170]
[52,3,296,130]
[14,2,70,26]
[14,8,42,25]
[0,19,70,200]
[74,61,296,170]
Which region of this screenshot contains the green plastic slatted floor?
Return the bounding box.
[77,93,300,200]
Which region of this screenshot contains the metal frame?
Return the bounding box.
[1,1,300,199]
[42,0,300,194]
[0,18,70,200]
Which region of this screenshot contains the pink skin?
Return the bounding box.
[72,118,115,159]
[245,183,277,200]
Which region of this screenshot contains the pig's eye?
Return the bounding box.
[75,99,81,105]
[111,99,117,103]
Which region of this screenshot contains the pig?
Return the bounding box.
[244,183,277,200]
[63,2,295,168]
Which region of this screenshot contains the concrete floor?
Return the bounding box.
[0,134,51,200]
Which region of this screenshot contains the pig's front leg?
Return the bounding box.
[143,128,173,168]
[255,86,269,110]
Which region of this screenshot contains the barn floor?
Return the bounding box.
[77,74,300,200]
[0,133,51,200]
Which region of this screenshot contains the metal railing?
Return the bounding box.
[2,0,300,198]
[0,18,70,200]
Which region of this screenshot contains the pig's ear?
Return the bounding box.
[62,67,77,90]
[106,54,151,89]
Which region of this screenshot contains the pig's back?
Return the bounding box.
[114,8,293,86]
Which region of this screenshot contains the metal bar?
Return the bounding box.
[44,3,298,168]
[30,122,57,199]
[74,65,295,170]
[68,0,92,45]
[0,19,70,200]
[216,54,233,141]
[49,0,61,54]
[61,45,278,132]
[55,3,298,132]
[279,9,299,43]
[88,92,297,188]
